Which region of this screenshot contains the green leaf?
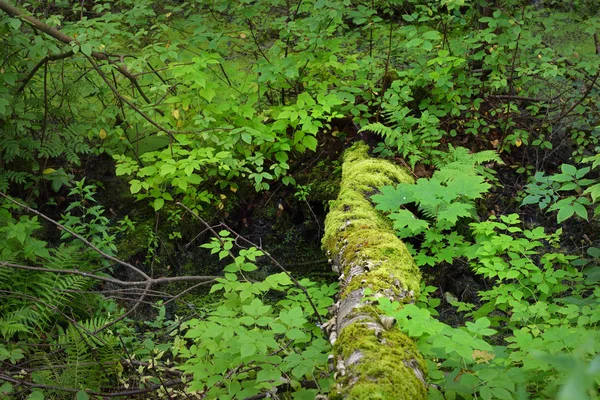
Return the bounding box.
[575,167,590,179]
[130,180,142,194]
[372,184,415,211]
[241,132,252,144]
[257,368,281,382]
[153,198,165,211]
[491,387,513,400]
[479,386,493,400]
[160,163,177,176]
[302,135,318,152]
[556,206,574,223]
[584,184,600,202]
[28,392,44,400]
[80,43,92,56]
[572,202,588,220]
[520,194,542,206]
[76,391,90,400]
[240,343,257,359]
[560,164,577,176]
[506,270,520,279]
[286,328,308,340]
[405,38,423,48]
[9,18,22,30]
[200,88,216,102]
[437,203,472,225]
[422,30,441,40]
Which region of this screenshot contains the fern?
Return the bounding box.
[0,241,94,339]
[361,122,396,138]
[0,138,21,163]
[31,315,122,394]
[434,145,503,183]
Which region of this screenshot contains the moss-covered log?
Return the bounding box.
[322,143,427,400]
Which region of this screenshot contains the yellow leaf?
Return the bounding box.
[99,128,107,139]
[172,109,180,119]
[230,186,238,193]
[515,138,522,147]
[472,350,495,364]
[42,168,56,175]
[220,194,226,200]
[239,33,247,39]
[217,202,224,210]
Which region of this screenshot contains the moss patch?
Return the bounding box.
[323,142,427,399]
[332,323,427,400]
[323,142,421,299]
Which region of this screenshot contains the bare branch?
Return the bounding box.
[16,50,74,93]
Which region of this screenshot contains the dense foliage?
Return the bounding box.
[1,0,599,398]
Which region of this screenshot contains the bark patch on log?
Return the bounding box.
[322,142,427,400]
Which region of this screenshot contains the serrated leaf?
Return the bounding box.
[479,386,493,400]
[389,209,429,235]
[575,167,590,179]
[286,328,308,340]
[437,202,472,225]
[372,184,415,211]
[558,182,578,191]
[9,18,22,30]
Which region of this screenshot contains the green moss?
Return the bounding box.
[323,142,427,398]
[323,142,420,299]
[333,323,427,400]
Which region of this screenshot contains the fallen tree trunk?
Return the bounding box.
[322,142,427,400]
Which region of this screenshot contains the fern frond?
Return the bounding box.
[360,122,397,138]
[434,145,502,172]
[0,305,34,337]
[38,134,65,159]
